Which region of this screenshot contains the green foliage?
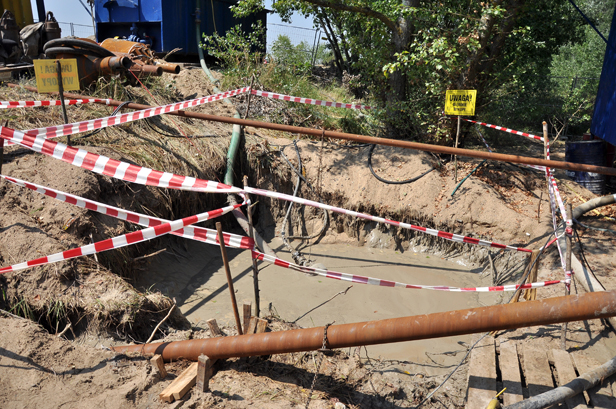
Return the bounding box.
[270,35,313,75]
[201,22,265,76]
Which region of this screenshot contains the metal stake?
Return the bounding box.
[56,60,70,146]
[216,222,243,335]
[561,202,573,349]
[243,175,261,317]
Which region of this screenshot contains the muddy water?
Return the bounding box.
[138,237,501,375]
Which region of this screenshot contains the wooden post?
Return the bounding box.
[150,354,167,378]
[243,175,261,317]
[56,60,70,146]
[243,75,255,120]
[523,250,541,301]
[216,222,243,335]
[243,303,251,335]
[454,115,461,182]
[0,123,5,176]
[196,354,215,393]
[206,318,224,337]
[561,203,573,350]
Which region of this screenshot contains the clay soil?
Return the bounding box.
[0,67,615,408]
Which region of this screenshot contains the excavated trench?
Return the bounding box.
[131,144,528,374]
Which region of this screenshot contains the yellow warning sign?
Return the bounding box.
[33,59,80,93]
[445,90,476,116]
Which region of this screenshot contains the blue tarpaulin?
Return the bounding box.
[591,5,616,145]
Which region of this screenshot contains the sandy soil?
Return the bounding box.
[0,67,614,408]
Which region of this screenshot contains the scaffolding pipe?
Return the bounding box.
[5,83,616,177]
[111,290,616,362]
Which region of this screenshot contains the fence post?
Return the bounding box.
[71,23,75,37]
[311,30,320,67]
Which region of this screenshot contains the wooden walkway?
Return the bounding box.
[465,336,616,409]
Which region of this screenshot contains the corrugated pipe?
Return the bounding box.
[111,290,616,362]
[5,84,616,177]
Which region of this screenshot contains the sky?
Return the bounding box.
[32,0,315,29]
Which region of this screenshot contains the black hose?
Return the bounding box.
[72,101,134,141]
[43,38,115,58]
[44,47,92,58]
[368,144,435,184]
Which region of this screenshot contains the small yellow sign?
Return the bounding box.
[445,89,476,116]
[33,59,80,93]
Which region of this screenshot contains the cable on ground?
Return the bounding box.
[368,143,435,184]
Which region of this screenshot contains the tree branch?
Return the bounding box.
[298,0,399,32]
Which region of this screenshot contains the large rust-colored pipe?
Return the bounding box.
[112,290,616,362]
[6,84,616,177]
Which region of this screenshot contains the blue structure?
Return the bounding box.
[94,0,267,55]
[591,4,616,145]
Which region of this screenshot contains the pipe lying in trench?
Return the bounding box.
[111,290,616,362]
[5,83,616,177]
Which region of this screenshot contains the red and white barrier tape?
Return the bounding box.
[463,118,544,142]
[250,89,372,110]
[0,128,242,193]
[245,186,532,253]
[0,99,111,109]
[252,251,562,292]
[0,199,245,275]
[0,175,254,250]
[4,87,250,146]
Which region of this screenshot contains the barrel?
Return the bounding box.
[565,140,606,195]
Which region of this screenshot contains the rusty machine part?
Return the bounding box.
[42,37,162,86]
[99,38,180,74]
[112,290,616,362]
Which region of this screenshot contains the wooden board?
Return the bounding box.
[498,341,524,406]
[150,354,166,378]
[571,353,616,409]
[522,346,554,397]
[159,362,198,403]
[465,335,496,409]
[551,349,588,409]
[243,304,251,334]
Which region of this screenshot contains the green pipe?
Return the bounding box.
[451,160,486,197]
[195,8,242,186]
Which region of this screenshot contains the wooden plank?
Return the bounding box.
[247,317,258,334]
[465,335,496,409]
[159,362,199,403]
[255,318,268,334]
[522,346,554,398]
[498,341,524,406]
[196,355,216,393]
[572,353,616,409]
[243,303,252,335]
[207,319,224,337]
[150,354,167,379]
[551,349,588,409]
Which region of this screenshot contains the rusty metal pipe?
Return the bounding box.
[98,55,132,76]
[155,61,181,74]
[111,290,616,362]
[129,64,163,76]
[6,83,616,177]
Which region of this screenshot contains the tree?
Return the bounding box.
[234,1,585,141]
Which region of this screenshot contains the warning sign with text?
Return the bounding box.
[445,90,476,116]
[33,59,80,93]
